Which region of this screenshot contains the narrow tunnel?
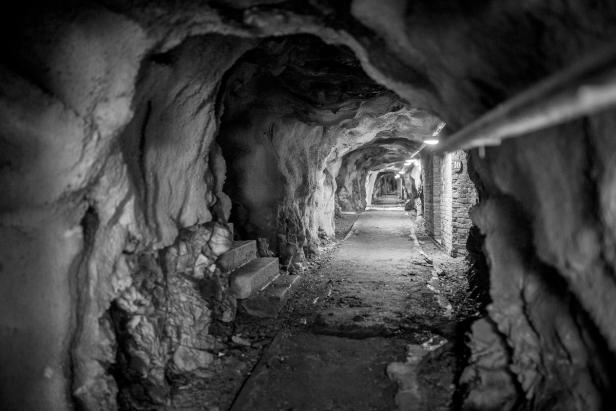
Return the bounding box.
[2,2,616,411]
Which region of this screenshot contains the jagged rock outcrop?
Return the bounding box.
[69,36,252,410]
[0,19,251,409]
[111,222,235,410]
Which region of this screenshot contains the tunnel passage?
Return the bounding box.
[3,2,616,411]
[216,35,439,257]
[373,172,402,203]
[335,137,425,212]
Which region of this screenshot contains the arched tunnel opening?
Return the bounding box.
[2,2,616,411]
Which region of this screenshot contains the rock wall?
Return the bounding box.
[72,36,251,410]
[217,66,336,258]
[365,171,379,207]
[0,5,150,409]
[111,222,235,410]
[403,162,422,215]
[463,121,616,409]
[336,154,368,212]
[0,10,251,407]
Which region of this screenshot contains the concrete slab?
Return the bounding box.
[241,274,301,318]
[230,257,279,299]
[218,240,257,272]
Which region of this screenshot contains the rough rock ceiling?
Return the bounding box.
[251,35,388,108]
[222,34,441,175]
[341,137,422,174]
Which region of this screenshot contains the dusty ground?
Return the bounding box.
[334,211,361,239]
[199,210,478,411]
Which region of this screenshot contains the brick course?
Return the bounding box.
[450,151,477,256]
[422,151,477,256]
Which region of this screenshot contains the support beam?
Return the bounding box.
[434,43,616,152]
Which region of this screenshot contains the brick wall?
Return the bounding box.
[432,155,442,241]
[422,155,434,235]
[451,151,477,256]
[440,153,453,251]
[422,151,477,256]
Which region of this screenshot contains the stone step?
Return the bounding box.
[240,274,301,318]
[218,240,257,273]
[230,257,280,299]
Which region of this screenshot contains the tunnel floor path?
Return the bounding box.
[230,210,465,410]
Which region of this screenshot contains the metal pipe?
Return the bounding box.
[434,43,616,153]
[410,143,427,158]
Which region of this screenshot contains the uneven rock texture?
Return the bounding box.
[3,1,616,410]
[467,135,616,409]
[0,17,250,409]
[69,36,251,410]
[1,5,150,410]
[112,222,235,410]
[218,36,435,254]
[459,318,519,410]
[336,139,421,211]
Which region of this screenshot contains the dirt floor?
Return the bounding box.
[199,210,479,411]
[334,211,361,239]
